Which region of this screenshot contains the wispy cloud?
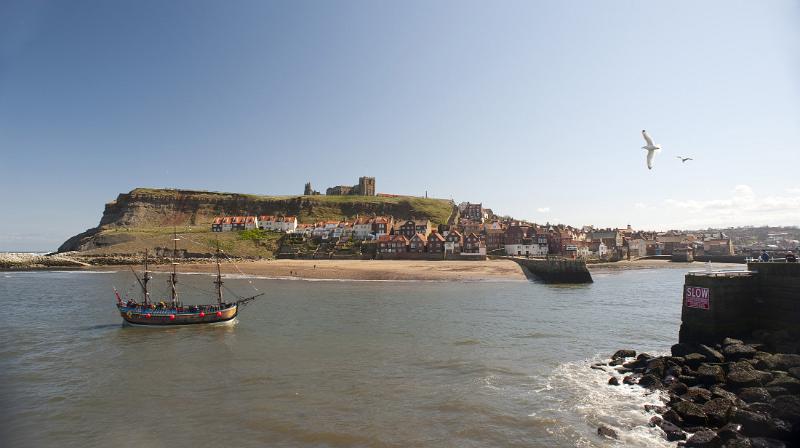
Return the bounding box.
[663,185,800,227]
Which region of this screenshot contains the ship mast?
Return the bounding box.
[170,226,179,307]
[214,242,223,306]
[142,249,151,305]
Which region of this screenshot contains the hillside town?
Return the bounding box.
[208,200,797,261]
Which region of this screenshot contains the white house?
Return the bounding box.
[353,217,373,239]
[279,216,298,232]
[258,215,276,231]
[504,243,548,257]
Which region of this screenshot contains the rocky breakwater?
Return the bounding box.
[597,336,800,447]
[0,253,89,269]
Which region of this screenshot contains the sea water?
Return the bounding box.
[0,266,693,447]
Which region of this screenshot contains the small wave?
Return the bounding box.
[532,355,673,447]
[453,339,480,346]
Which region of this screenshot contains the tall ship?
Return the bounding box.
[115,232,261,326]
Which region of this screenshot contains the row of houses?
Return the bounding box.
[377,230,485,255]
[211,215,298,233]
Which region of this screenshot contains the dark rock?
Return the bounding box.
[663,408,685,426]
[673,342,698,357]
[615,367,632,374]
[639,373,663,389]
[728,361,757,374]
[636,352,654,362]
[739,388,771,404]
[749,438,786,448]
[663,374,680,385]
[597,425,617,439]
[728,370,763,389]
[668,356,686,366]
[657,419,686,441]
[724,338,745,347]
[611,349,636,360]
[674,400,709,426]
[590,364,606,371]
[752,370,774,385]
[770,354,800,370]
[682,387,713,404]
[645,404,667,414]
[686,353,708,369]
[698,344,726,363]
[764,386,790,397]
[724,344,758,361]
[771,395,800,425]
[710,385,741,403]
[684,429,722,447]
[649,415,662,426]
[725,438,754,448]
[787,366,800,379]
[609,357,625,366]
[608,376,619,386]
[746,402,775,416]
[622,360,644,370]
[732,409,790,439]
[645,358,667,378]
[702,397,734,426]
[623,374,641,385]
[670,382,690,396]
[754,354,778,371]
[716,422,743,441]
[764,373,800,393]
[679,374,700,387]
[698,364,726,385]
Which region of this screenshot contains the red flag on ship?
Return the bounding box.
[113,287,122,303]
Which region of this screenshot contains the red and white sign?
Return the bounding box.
[685,286,710,309]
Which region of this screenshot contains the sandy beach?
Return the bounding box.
[142,259,529,281]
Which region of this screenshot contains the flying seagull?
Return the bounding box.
[676,156,693,163]
[641,130,662,170]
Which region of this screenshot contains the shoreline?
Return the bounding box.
[4,257,746,281]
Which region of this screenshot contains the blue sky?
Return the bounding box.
[1,0,799,251]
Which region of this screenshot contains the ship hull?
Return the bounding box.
[117,304,238,326]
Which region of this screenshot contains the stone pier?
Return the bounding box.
[679,262,800,344]
[511,257,593,284]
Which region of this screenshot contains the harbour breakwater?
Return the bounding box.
[511,257,593,284]
[598,262,800,446]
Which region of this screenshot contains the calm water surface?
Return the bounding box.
[0,266,694,447]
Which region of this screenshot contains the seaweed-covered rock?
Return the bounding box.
[771,395,800,425]
[710,385,741,404]
[645,358,667,378]
[608,376,619,386]
[732,409,791,439]
[669,381,689,396]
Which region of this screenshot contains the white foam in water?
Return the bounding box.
[533,354,673,447]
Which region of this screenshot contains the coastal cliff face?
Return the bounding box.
[58,188,455,253]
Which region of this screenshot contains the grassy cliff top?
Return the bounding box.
[124,188,455,224]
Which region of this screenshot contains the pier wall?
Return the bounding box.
[512,258,593,284]
[679,263,800,344]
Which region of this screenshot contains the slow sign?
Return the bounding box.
[685,286,710,310]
